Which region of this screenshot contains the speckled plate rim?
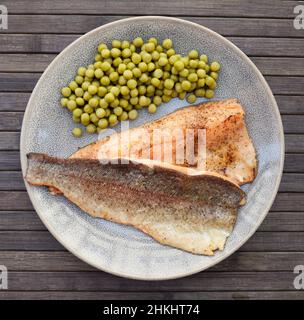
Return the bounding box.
[20,16,285,280]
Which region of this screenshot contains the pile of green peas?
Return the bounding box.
[60,37,221,137]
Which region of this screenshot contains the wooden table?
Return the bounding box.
[0,0,303,300]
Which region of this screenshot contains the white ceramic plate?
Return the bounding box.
[21,16,284,280]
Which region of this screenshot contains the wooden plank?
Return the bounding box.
[0,93,30,112]
[0,73,40,92]
[279,174,304,192]
[0,191,302,211]
[0,151,21,170]
[1,35,303,57]
[252,58,304,76]
[1,291,304,300]
[0,251,302,272]
[1,171,303,192]
[1,210,304,232]
[2,112,304,133]
[0,230,303,252]
[1,54,304,77]
[1,152,303,173]
[1,92,302,114]
[285,135,304,153]
[1,211,304,232]
[284,154,304,172]
[0,112,23,131]
[0,270,297,291]
[2,133,302,153]
[0,211,44,231]
[1,72,304,96]
[259,212,304,232]
[1,16,302,38]
[0,54,56,72]
[275,96,304,115]
[0,132,20,150]
[2,0,297,18]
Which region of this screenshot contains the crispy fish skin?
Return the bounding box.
[71,99,257,186]
[26,153,245,255]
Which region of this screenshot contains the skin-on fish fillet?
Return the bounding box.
[26,153,246,255]
[70,98,257,186]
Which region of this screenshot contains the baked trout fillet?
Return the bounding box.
[71,98,257,186]
[26,153,245,255]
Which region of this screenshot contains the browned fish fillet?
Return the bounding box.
[26,153,245,255]
[71,98,257,186]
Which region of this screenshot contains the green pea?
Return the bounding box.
[100,76,110,86]
[85,69,95,78]
[119,111,129,121]
[60,98,68,107]
[187,93,197,104]
[148,103,157,113]
[195,89,205,97]
[138,62,148,72]
[98,43,107,52]
[188,73,198,83]
[130,97,138,105]
[90,113,99,123]
[81,113,90,125]
[179,69,189,78]
[131,53,141,64]
[123,69,133,80]
[101,61,111,72]
[145,42,155,53]
[105,92,115,103]
[119,99,129,109]
[121,40,130,49]
[97,86,107,97]
[206,76,216,88]
[114,106,123,116]
[99,99,108,109]
[205,89,214,99]
[162,39,173,50]
[169,55,179,65]
[153,69,163,79]
[166,49,175,57]
[128,109,138,120]
[76,97,85,106]
[77,67,86,76]
[146,85,155,95]
[162,95,171,103]
[147,62,155,72]
[111,48,121,58]
[153,95,162,106]
[96,108,106,118]
[120,86,130,96]
[74,87,83,97]
[179,91,187,100]
[81,81,90,91]
[109,72,119,82]
[142,52,152,63]
[133,37,144,48]
[61,87,71,97]
[109,114,118,125]
[181,80,191,91]
[94,69,103,79]
[67,100,77,111]
[130,88,139,97]
[72,127,82,137]
[75,76,84,85]
[122,48,132,58]
[83,91,92,101]
[210,71,218,80]
[84,104,94,113]
[151,77,161,87]
[86,124,96,134]
[72,108,82,118]
[200,55,208,63]
[197,78,205,88]
[163,78,174,90]
[173,60,184,72]
[127,79,137,89]
[210,61,220,72]
[118,75,127,85]
[98,118,108,129]
[132,67,142,78]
